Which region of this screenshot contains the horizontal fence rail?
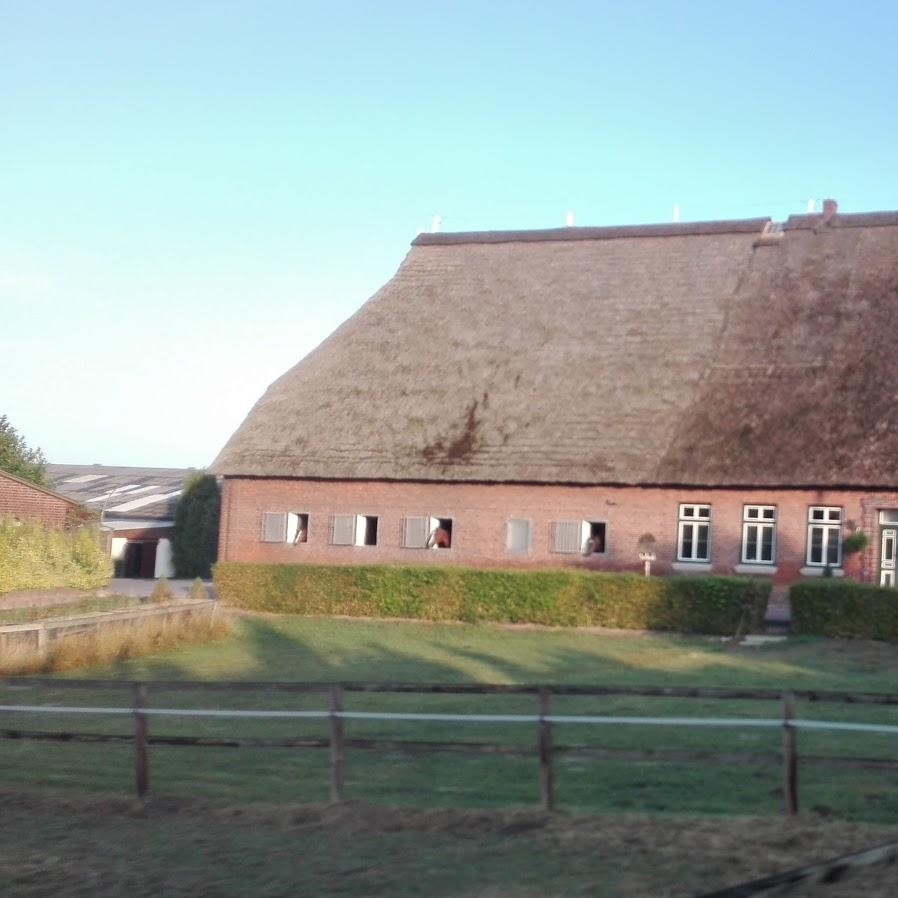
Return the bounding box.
[5,704,898,734]
[2,679,898,811]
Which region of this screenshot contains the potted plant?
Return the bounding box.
[842,530,870,579]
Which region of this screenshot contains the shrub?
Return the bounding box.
[149,576,175,604]
[790,580,898,641]
[213,563,771,636]
[187,577,209,600]
[0,518,111,594]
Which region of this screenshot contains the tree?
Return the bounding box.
[0,415,48,486]
[171,472,220,578]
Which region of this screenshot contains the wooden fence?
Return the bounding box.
[2,678,898,813]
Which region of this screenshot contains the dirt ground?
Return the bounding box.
[1,787,897,897]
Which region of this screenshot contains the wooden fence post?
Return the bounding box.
[538,688,555,812]
[782,690,798,816]
[36,625,48,657]
[329,685,345,803]
[134,683,149,799]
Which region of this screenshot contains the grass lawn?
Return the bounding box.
[3,615,898,821]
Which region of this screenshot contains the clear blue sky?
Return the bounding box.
[3,0,897,467]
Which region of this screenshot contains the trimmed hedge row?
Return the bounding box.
[213,562,771,635]
[0,519,112,594]
[790,580,898,641]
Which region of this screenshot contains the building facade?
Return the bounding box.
[214,204,898,588]
[48,464,190,578]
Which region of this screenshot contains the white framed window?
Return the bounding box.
[506,518,531,554]
[550,520,607,554]
[677,504,710,562]
[742,505,776,564]
[806,506,842,567]
[287,512,309,545]
[330,514,379,546]
[402,516,453,549]
[261,511,287,543]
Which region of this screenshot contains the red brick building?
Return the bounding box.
[0,469,85,528]
[213,204,898,588]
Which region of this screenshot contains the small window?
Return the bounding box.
[330,514,356,546]
[550,520,607,554]
[356,515,378,547]
[287,512,309,545]
[262,512,287,543]
[427,517,453,549]
[742,505,776,564]
[402,515,453,549]
[807,506,842,567]
[550,520,581,554]
[583,521,606,555]
[506,518,531,554]
[402,516,430,549]
[880,510,898,525]
[677,504,710,562]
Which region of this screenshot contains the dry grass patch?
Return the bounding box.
[1,787,897,897]
[0,608,232,675]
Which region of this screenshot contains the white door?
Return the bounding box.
[880,529,896,587]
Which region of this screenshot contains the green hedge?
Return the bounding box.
[0,518,112,594]
[213,562,771,635]
[790,580,898,641]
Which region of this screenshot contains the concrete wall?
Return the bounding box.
[219,478,898,585]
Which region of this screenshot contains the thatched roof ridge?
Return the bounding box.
[213,211,898,488]
[413,218,770,246]
[785,211,898,231]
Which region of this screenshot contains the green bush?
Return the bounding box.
[0,518,112,594]
[213,563,770,635]
[791,580,898,641]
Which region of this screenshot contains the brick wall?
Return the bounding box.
[0,471,78,528]
[219,478,898,585]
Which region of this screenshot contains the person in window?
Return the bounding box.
[427,525,451,549]
[293,521,308,544]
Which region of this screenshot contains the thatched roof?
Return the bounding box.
[212,210,898,488]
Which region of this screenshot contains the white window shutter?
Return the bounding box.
[262,512,287,543]
[550,520,580,553]
[402,516,429,548]
[507,518,531,554]
[330,514,355,546]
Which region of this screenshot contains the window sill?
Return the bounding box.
[672,561,713,573]
[734,564,778,576]
[800,566,844,578]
